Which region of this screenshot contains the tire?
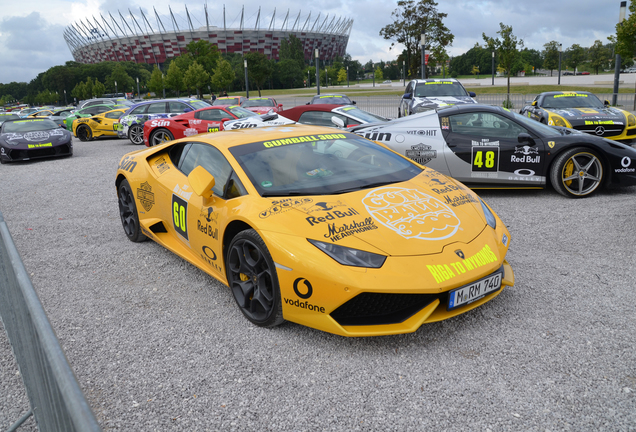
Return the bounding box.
[117,179,147,242]
[550,147,604,198]
[128,124,144,145]
[149,128,174,146]
[76,124,92,142]
[226,229,284,328]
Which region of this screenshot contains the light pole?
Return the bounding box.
[491,51,495,85]
[244,59,249,98]
[315,49,320,95]
[136,77,140,98]
[402,61,406,86]
[420,32,426,79]
[114,80,118,96]
[64,89,67,105]
[162,74,165,98]
[307,69,310,87]
[347,65,349,88]
[613,1,628,106]
[558,43,562,85]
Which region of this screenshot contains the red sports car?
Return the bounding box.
[240,97,283,114]
[278,104,389,128]
[143,105,259,146]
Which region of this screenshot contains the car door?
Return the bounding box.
[440,111,546,185]
[195,109,229,133]
[96,110,124,135]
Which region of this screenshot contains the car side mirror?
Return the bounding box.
[517,133,535,145]
[188,165,216,199]
[221,118,231,123]
[183,108,192,113]
[278,104,283,109]
[403,93,412,100]
[59,124,67,130]
[532,101,538,107]
[604,100,610,107]
[352,101,356,105]
[469,92,476,97]
[331,116,346,128]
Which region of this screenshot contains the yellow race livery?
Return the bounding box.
[116,125,514,336]
[73,108,127,141]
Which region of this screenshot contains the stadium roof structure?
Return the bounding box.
[64,5,353,66]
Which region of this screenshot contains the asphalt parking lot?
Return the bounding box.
[1,137,635,431]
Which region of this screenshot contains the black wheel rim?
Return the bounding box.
[228,239,275,322]
[130,125,143,145]
[118,185,137,238]
[78,126,90,141]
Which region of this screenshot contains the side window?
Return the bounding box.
[147,102,167,114]
[405,82,413,94]
[94,106,110,114]
[197,109,226,121]
[298,111,333,126]
[169,102,189,113]
[178,143,233,197]
[105,111,124,119]
[449,112,528,139]
[130,105,148,115]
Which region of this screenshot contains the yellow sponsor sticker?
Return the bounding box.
[28,143,53,148]
[263,133,347,148]
[427,244,498,284]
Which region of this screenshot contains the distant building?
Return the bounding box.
[64,6,352,67]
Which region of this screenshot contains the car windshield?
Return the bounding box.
[2,119,61,133]
[415,81,469,97]
[312,95,352,104]
[190,100,211,110]
[541,93,603,109]
[334,106,388,123]
[213,98,240,106]
[227,106,259,118]
[242,99,275,107]
[509,111,561,137]
[229,132,421,197]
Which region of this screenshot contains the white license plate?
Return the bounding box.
[447,271,502,310]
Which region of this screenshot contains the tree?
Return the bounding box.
[614,0,636,60]
[542,41,560,76]
[483,23,523,106]
[184,40,220,73]
[374,66,384,81]
[588,40,610,75]
[211,58,235,92]
[279,34,305,68]
[275,59,304,89]
[106,63,134,95]
[337,68,347,84]
[93,80,106,99]
[165,61,186,96]
[471,65,480,77]
[184,62,210,98]
[244,52,272,96]
[147,66,164,96]
[565,44,587,73]
[380,0,454,79]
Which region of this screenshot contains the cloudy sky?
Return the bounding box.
[0,0,627,84]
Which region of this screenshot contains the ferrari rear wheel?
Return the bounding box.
[226,229,284,328]
[149,129,174,146]
[77,125,92,142]
[128,124,144,145]
[550,147,604,198]
[117,179,147,242]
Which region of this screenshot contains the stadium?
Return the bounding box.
[63,5,353,66]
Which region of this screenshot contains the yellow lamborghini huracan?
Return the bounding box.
[115,125,514,336]
[72,108,128,141]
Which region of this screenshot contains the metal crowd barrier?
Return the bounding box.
[0,211,101,432]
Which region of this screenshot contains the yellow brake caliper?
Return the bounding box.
[564,159,574,187]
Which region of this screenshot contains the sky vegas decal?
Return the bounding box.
[362,187,460,241]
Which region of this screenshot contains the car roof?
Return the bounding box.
[128,98,203,109]
[412,78,460,84]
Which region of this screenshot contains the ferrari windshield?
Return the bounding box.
[226,106,259,118]
[415,81,469,97]
[541,93,603,109]
[230,132,422,197]
[2,119,61,133]
[242,99,275,107]
[334,106,389,123]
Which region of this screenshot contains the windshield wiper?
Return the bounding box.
[334,180,397,194]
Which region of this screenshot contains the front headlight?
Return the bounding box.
[308,239,386,268]
[627,113,636,127]
[479,198,497,229]
[548,115,569,128]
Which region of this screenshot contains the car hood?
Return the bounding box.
[256,172,488,256]
[547,107,626,124]
[0,129,69,147]
[413,96,477,109]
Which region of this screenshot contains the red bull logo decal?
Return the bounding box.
[362,187,460,241]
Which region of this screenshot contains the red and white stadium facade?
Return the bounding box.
[64,6,352,65]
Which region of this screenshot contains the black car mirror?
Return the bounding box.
[604,100,610,107]
[517,133,535,145]
[403,93,412,100]
[469,92,476,97]
[352,101,356,105]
